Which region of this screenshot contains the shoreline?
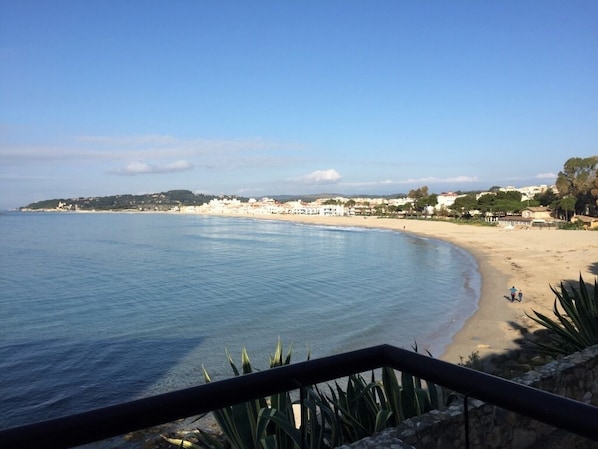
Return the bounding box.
[192,212,596,364]
[19,209,596,364]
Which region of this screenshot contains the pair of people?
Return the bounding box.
[509,286,523,302]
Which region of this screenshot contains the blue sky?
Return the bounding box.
[1,1,597,209]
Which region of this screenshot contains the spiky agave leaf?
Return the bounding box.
[527,276,598,356]
[257,407,302,448]
[556,276,598,342]
[202,349,271,449]
[381,366,402,424]
[194,429,227,449]
[400,371,418,419]
[373,409,393,433]
[163,429,226,449]
[304,387,342,449]
[269,338,293,368]
[162,435,204,449]
[241,347,253,375]
[425,378,440,410]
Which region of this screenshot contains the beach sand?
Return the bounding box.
[202,213,597,365]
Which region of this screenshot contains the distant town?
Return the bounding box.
[18,183,598,230]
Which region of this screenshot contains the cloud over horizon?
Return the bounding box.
[112,160,194,175]
[294,169,342,185]
[535,172,557,180]
[343,175,479,188]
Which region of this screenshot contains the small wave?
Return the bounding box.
[0,212,481,429]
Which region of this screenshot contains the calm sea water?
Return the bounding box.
[0,212,479,431]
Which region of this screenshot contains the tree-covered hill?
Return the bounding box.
[21,190,229,211]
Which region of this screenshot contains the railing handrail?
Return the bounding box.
[1,344,597,449]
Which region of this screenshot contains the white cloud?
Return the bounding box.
[295,169,342,184]
[77,134,180,147]
[343,175,478,187]
[535,172,557,179]
[165,160,194,171]
[0,173,56,180]
[395,176,478,184]
[120,161,153,175]
[113,160,194,175]
[1,134,299,167]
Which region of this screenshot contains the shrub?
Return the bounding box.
[526,275,598,357]
[458,351,484,371]
[164,341,448,449]
[164,339,302,449]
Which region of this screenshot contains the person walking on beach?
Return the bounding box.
[518,290,523,302]
[509,286,517,302]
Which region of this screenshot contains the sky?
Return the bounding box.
[1,1,597,209]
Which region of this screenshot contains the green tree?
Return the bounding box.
[451,194,478,216]
[408,186,429,199]
[427,194,438,207]
[408,186,437,211]
[558,196,577,221]
[556,156,598,216]
[388,205,400,214]
[477,191,523,214]
[534,189,558,207]
[476,193,495,213]
[373,204,386,216]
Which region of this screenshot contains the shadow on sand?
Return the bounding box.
[467,270,597,379]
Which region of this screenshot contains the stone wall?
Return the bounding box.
[339,345,598,449]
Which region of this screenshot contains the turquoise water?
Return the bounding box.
[0,212,479,430]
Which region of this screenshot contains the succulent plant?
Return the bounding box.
[527,275,598,356]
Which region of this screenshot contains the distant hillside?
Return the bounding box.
[21,188,496,212]
[21,190,238,211]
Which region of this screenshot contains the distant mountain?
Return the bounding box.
[22,190,424,211]
[21,190,242,211]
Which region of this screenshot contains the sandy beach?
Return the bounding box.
[201,213,597,364]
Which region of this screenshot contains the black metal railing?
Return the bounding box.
[1,344,597,449]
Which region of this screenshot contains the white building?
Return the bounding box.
[517,185,550,201]
[285,202,345,216]
[435,192,461,210]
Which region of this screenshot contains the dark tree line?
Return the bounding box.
[555,156,598,218]
[22,190,228,211]
[452,190,527,216]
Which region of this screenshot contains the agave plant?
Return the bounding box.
[165,341,449,449]
[527,275,598,357]
[315,360,443,444]
[164,339,303,449]
[316,372,392,443]
[382,365,443,420]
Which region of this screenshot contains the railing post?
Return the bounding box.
[463,394,470,449]
[300,386,307,449]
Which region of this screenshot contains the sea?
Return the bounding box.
[0,212,479,436]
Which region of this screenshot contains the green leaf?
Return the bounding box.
[241,347,253,375]
[374,410,393,433]
[527,276,598,356]
[401,371,424,418]
[162,436,204,449]
[381,367,402,423]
